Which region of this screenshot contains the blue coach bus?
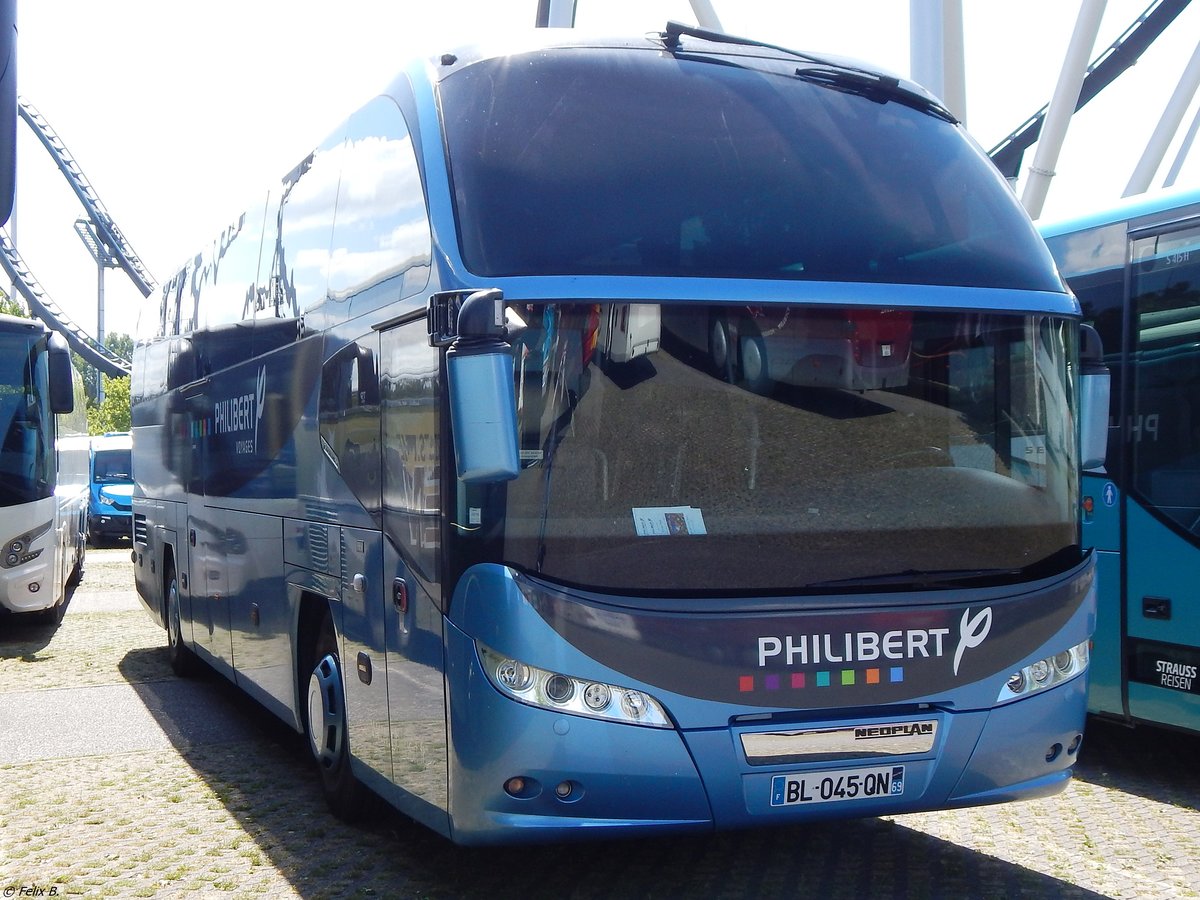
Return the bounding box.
[132,25,1106,844]
[1042,185,1200,736]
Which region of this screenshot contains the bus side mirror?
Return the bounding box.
[1079,324,1109,472]
[47,333,75,415]
[444,288,520,483]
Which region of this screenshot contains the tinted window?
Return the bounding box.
[441,49,1060,290]
[1130,225,1200,533]
[327,96,431,316]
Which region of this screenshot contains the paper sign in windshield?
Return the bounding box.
[632,506,707,536]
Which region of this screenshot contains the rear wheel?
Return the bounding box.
[305,614,367,820]
[740,326,772,394]
[166,566,198,677]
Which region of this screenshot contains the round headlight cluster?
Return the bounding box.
[1,532,45,570]
[996,641,1090,704]
[478,643,672,728]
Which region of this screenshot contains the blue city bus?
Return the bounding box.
[132,25,1106,844]
[1042,186,1200,735]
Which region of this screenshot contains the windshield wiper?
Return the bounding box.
[793,67,957,123]
[662,20,826,64]
[661,21,958,125]
[806,567,1024,592]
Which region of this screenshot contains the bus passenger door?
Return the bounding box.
[380,319,449,828]
[183,384,234,676]
[339,525,393,788]
[1123,225,1200,729]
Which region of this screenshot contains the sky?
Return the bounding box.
[9,0,1200,345]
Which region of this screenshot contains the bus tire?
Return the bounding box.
[739,326,772,394]
[165,566,198,677]
[710,315,732,380]
[305,615,367,820]
[35,597,66,626]
[68,519,85,588]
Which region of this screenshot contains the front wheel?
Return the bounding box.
[305,615,367,820]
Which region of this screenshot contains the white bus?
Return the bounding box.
[0,313,88,623]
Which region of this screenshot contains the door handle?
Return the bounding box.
[1142,596,1171,620]
[393,577,408,613]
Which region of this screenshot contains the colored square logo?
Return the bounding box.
[866,668,880,684]
[764,674,781,690]
[816,671,831,687]
[739,675,754,692]
[791,672,806,689]
[841,670,855,686]
[890,667,904,683]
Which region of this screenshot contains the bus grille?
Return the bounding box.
[133,513,149,546]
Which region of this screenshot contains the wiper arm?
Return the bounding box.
[662,20,825,64]
[793,67,957,123]
[660,21,957,125]
[807,568,1022,591]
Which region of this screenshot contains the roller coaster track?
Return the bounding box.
[0,227,129,377]
[989,0,1192,179]
[0,96,158,377]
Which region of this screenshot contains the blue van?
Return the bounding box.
[88,432,133,544]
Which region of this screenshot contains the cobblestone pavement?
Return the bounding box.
[1,549,1198,899]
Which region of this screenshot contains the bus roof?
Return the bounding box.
[1039,185,1200,240]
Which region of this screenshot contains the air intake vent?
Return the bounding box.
[133,513,149,546]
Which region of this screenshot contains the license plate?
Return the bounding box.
[770,764,905,807]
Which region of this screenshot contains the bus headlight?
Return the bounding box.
[1,523,50,570]
[478,643,672,728]
[996,641,1089,704]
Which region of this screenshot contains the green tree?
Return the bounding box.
[72,331,134,407]
[87,374,131,434]
[0,291,26,318]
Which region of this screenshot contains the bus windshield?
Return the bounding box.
[439,48,1060,291]
[0,331,53,506]
[489,302,1080,595]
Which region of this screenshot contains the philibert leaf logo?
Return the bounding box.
[254,366,266,454]
[954,607,992,676]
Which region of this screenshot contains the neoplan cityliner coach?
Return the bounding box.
[132,24,1108,844]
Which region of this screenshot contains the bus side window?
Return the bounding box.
[319,338,381,519]
[268,125,347,322]
[1130,226,1200,531]
[327,95,432,315]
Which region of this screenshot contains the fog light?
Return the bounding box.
[504,777,525,796]
[28,581,39,593]
[555,781,573,799]
[1068,734,1083,755]
[1046,743,1062,762]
